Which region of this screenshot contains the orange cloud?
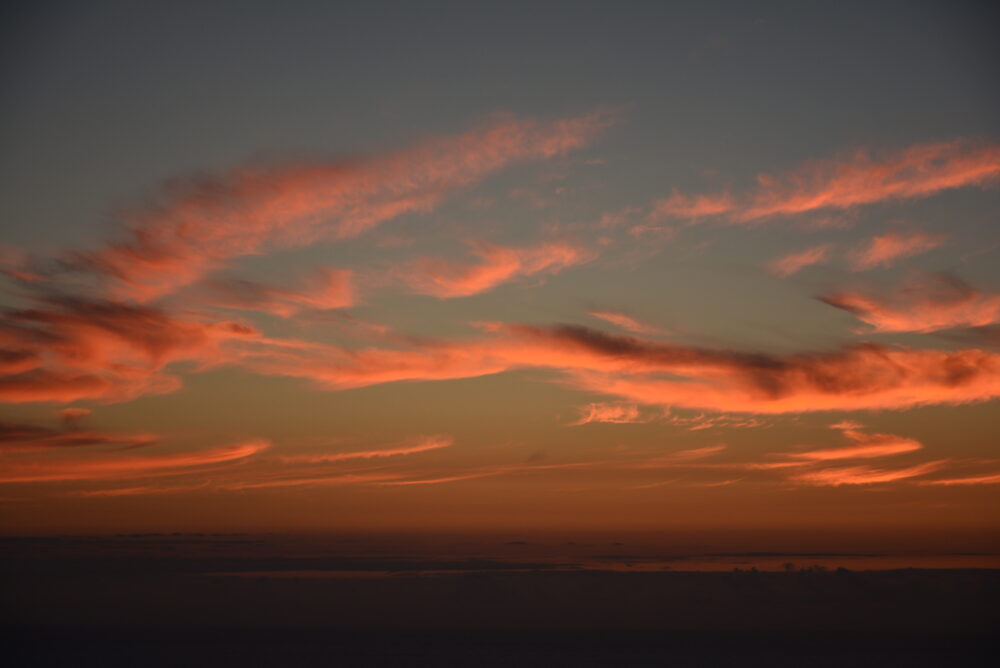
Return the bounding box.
[400,241,592,298]
[57,407,92,427]
[0,296,257,403]
[588,311,664,335]
[194,268,354,317]
[235,323,1000,414]
[222,472,399,491]
[847,230,946,271]
[651,141,1000,223]
[570,402,647,425]
[0,420,156,452]
[822,274,1000,333]
[649,191,736,220]
[920,472,1000,486]
[280,435,453,463]
[72,110,613,301]
[0,439,268,483]
[788,460,946,486]
[787,429,922,461]
[766,243,833,277]
[629,444,727,468]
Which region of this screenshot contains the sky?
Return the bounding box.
[0,0,998,536]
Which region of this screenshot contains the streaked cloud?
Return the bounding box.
[787,429,923,461]
[399,241,592,298]
[654,141,1000,223]
[588,311,664,335]
[766,243,834,277]
[62,110,614,302]
[570,402,647,425]
[788,460,946,486]
[920,472,1000,486]
[193,268,354,316]
[0,439,268,483]
[822,273,1000,333]
[847,230,946,271]
[280,435,453,463]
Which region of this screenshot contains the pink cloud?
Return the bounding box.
[71,110,614,301]
[766,243,834,277]
[193,268,354,317]
[0,296,258,403]
[649,191,736,220]
[822,273,1000,333]
[400,241,592,298]
[847,230,946,271]
[234,323,1000,414]
[649,141,1000,223]
[588,311,664,335]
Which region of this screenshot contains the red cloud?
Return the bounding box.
[766,243,833,277]
[822,274,1000,333]
[72,110,613,301]
[399,241,592,298]
[847,230,946,271]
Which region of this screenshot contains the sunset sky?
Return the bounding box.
[1,0,998,536]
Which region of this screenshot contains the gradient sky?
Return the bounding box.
[1,0,998,535]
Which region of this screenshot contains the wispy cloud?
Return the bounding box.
[588,311,664,335]
[0,419,155,452]
[398,241,592,298]
[570,402,648,425]
[787,429,923,461]
[63,110,614,301]
[192,268,354,316]
[233,323,1000,414]
[653,141,1000,223]
[0,439,268,483]
[280,435,453,463]
[847,230,946,271]
[766,243,834,277]
[788,460,946,486]
[0,295,257,403]
[920,472,1000,486]
[822,273,1000,333]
